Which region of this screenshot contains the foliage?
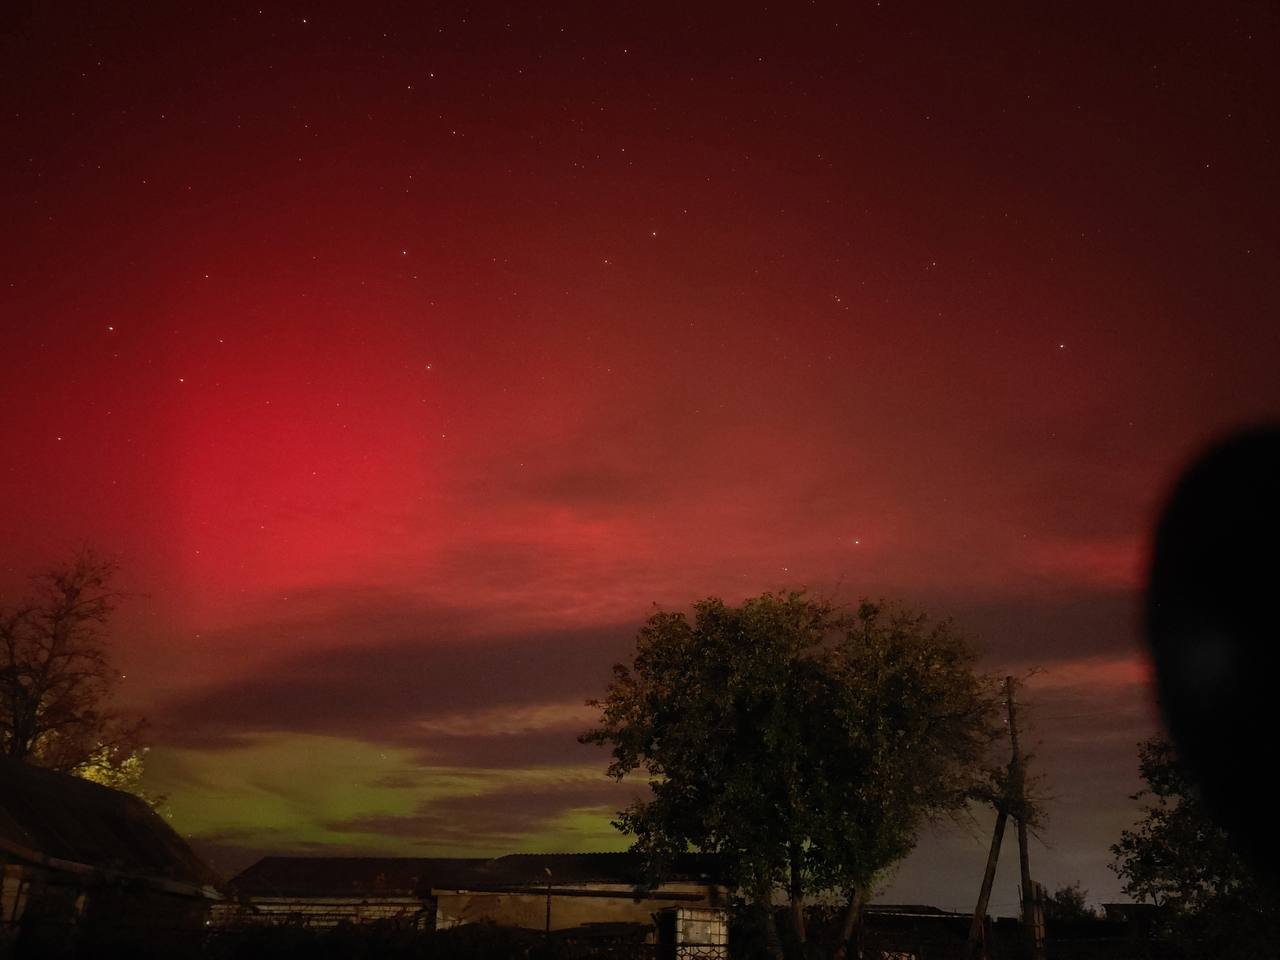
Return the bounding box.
[809,602,999,894]
[0,549,144,776]
[74,742,166,808]
[1110,737,1280,956]
[970,744,1048,834]
[1043,883,1097,925]
[581,591,999,954]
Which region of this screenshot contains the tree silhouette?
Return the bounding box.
[0,549,143,775]
[1111,737,1280,957]
[582,592,999,959]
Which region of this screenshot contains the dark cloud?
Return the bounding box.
[942,588,1142,667]
[515,462,669,511]
[410,729,605,770]
[153,582,1145,758]
[151,600,635,750]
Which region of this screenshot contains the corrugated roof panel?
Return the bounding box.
[0,755,220,890]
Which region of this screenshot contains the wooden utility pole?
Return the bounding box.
[544,867,553,935]
[964,802,1007,959]
[964,676,1015,960]
[1007,676,1045,960]
[964,675,1045,960]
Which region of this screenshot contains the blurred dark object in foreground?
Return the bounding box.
[1147,425,1280,881]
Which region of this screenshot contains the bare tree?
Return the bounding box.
[0,549,140,772]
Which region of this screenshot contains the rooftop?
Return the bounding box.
[0,755,220,895]
[230,851,725,898]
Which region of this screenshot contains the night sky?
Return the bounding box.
[3,3,1279,913]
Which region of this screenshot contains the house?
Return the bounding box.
[224,852,729,953]
[0,755,222,957]
[216,856,476,927]
[1100,901,1159,926]
[425,852,727,937]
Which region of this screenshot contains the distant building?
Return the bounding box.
[224,852,728,954]
[1100,900,1161,941]
[1100,902,1159,925]
[216,856,469,927]
[860,904,978,957]
[0,755,221,957]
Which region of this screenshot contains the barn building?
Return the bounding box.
[223,851,728,953]
[0,756,221,957]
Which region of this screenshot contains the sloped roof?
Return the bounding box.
[230,856,487,898]
[867,904,963,917]
[448,852,723,888]
[230,852,723,898]
[0,755,220,894]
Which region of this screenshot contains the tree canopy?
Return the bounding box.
[1111,737,1280,957]
[1043,883,1097,925]
[581,591,999,957]
[0,549,143,776]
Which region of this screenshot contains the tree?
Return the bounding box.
[581,592,999,959]
[74,742,165,808]
[0,549,142,774]
[1043,883,1097,925]
[1110,737,1280,957]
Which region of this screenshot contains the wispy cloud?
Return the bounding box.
[417,701,599,738]
[1020,536,1146,590]
[1026,653,1153,692]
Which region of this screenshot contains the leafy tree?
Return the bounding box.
[581,592,999,959]
[74,742,165,808]
[1111,737,1280,957]
[1043,883,1097,925]
[0,549,143,775]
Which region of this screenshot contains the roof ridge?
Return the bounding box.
[494,852,715,860]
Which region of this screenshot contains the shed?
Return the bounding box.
[424,852,727,934]
[220,856,481,927]
[0,755,221,956]
[225,851,728,954]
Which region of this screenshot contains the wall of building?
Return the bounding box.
[1,863,31,931]
[223,880,728,941]
[0,858,212,957]
[217,895,430,927]
[0,860,83,958]
[433,884,716,933]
